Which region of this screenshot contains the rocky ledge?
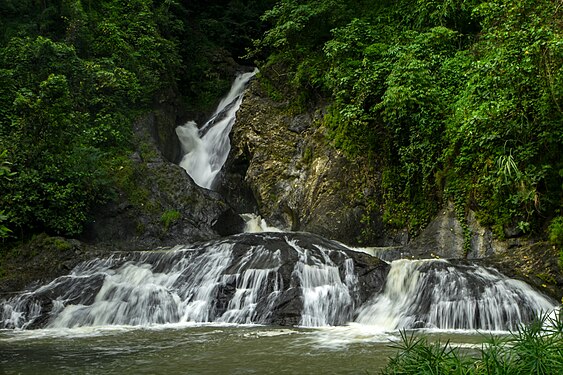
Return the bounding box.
[218,80,394,247]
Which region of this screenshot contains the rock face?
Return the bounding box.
[484,242,563,302]
[395,203,563,301]
[219,81,388,246]
[404,202,500,259]
[0,234,107,297]
[81,110,244,251]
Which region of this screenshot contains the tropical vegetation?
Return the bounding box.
[0,1,561,265]
[251,0,563,247]
[382,312,563,374]
[0,0,273,241]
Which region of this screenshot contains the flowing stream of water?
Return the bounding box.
[175,69,257,189]
[0,325,435,375]
[2,234,556,331]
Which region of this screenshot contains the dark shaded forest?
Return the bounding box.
[0,0,275,239]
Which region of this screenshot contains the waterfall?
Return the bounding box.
[1,233,558,331]
[242,213,283,233]
[288,239,356,327]
[175,69,258,189]
[0,233,360,329]
[355,259,556,331]
[217,246,283,324]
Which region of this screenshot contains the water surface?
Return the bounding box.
[1,324,492,374]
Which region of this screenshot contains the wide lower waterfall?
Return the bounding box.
[175,69,258,189]
[1,232,558,331]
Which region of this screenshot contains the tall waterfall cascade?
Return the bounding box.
[1,233,558,331]
[175,69,258,189]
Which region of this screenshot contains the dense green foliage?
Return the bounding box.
[549,216,563,267]
[0,0,182,237]
[1,0,560,245]
[382,313,563,374]
[0,150,15,238]
[253,0,563,238]
[0,0,273,240]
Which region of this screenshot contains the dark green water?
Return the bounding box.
[0,325,489,374]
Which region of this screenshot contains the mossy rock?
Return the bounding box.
[0,234,106,296]
[486,241,563,302]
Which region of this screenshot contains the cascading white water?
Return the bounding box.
[1,234,558,331]
[288,240,357,327]
[218,247,283,324]
[0,234,364,329]
[49,244,235,328]
[355,259,557,331]
[241,213,283,233]
[176,69,258,189]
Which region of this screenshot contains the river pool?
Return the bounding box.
[0,324,491,374]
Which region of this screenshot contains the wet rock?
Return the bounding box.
[81,112,242,251]
[404,202,503,260]
[2,232,390,329]
[223,232,390,326]
[212,208,245,236]
[482,241,563,302]
[268,287,303,326]
[405,202,465,258]
[220,81,389,246]
[0,234,107,297]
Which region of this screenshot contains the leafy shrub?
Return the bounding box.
[548,217,563,268]
[548,217,563,247]
[382,312,563,374]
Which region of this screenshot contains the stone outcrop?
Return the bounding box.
[218,232,390,326]
[0,234,106,297]
[81,110,244,251]
[484,242,563,302]
[395,203,562,301]
[219,80,389,246]
[404,202,501,259]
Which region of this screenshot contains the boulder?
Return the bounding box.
[404,202,502,259]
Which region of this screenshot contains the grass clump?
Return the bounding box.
[160,210,181,231]
[382,312,563,374]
